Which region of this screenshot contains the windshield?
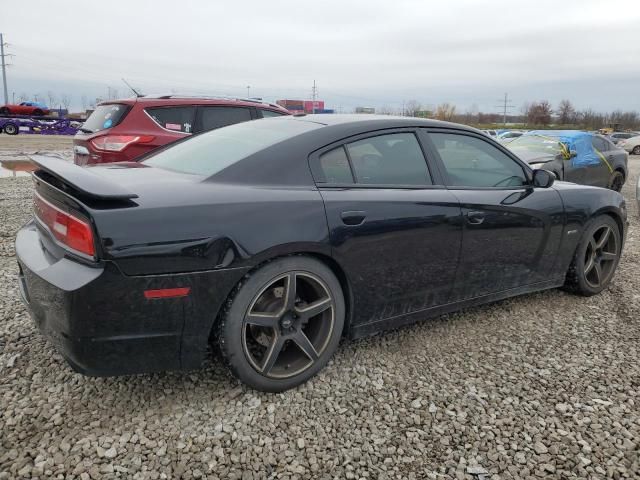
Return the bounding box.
[82,104,130,133]
[508,135,565,155]
[143,118,321,176]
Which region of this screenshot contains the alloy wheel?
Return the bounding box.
[242,271,335,379]
[633,146,640,155]
[583,225,618,289]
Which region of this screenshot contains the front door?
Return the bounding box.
[310,130,463,326]
[424,130,565,301]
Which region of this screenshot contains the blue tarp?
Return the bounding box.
[524,130,602,167]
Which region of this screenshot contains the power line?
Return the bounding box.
[494,92,514,126]
[1,33,9,105]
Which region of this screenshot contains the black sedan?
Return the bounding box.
[17,115,627,391]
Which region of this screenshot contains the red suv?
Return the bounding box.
[73,95,290,165]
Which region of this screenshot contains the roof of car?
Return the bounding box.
[99,96,288,111]
[287,113,474,131]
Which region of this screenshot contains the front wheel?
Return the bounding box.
[563,216,621,296]
[32,109,44,116]
[217,256,345,392]
[0,107,9,115]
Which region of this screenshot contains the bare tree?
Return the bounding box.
[81,95,88,110]
[378,105,395,115]
[557,99,576,125]
[527,100,552,126]
[61,94,72,111]
[435,103,456,121]
[404,100,421,117]
[47,90,57,108]
[18,92,28,102]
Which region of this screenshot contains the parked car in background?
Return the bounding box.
[73,95,290,165]
[0,102,50,116]
[482,129,497,138]
[497,130,524,143]
[608,132,637,145]
[617,135,640,155]
[507,131,628,191]
[18,115,626,391]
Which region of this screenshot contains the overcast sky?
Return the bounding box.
[3,0,640,113]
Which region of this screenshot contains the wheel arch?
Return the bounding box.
[592,207,625,240]
[209,250,354,342]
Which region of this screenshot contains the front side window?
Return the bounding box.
[431,132,527,188]
[345,133,431,185]
[146,106,196,133]
[591,136,607,151]
[198,106,252,132]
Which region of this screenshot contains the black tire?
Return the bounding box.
[608,170,625,192]
[563,215,621,296]
[0,107,9,115]
[3,123,18,135]
[32,109,44,116]
[632,145,640,156]
[217,256,345,392]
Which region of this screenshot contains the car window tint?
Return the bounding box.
[591,136,607,151]
[82,104,130,133]
[146,106,195,133]
[260,109,286,118]
[345,133,431,185]
[431,132,527,188]
[318,147,354,184]
[199,106,252,132]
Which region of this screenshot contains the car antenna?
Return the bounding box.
[122,78,142,98]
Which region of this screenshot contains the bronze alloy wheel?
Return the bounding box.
[241,271,335,379]
[583,224,619,289]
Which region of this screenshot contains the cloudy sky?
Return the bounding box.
[4,0,640,113]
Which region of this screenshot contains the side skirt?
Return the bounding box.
[349,279,564,339]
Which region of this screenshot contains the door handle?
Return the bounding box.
[466,211,485,225]
[341,211,366,226]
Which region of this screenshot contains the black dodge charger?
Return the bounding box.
[16,115,627,391]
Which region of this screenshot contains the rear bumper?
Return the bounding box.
[16,221,186,376]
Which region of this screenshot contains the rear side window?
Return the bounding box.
[146,106,196,133]
[260,109,286,118]
[82,104,129,133]
[346,133,431,185]
[198,106,252,132]
[318,147,354,184]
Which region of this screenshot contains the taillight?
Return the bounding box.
[91,135,154,152]
[33,193,95,257]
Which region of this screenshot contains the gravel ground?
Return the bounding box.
[1,139,639,479]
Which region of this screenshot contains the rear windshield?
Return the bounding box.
[143,118,320,176]
[82,104,129,133]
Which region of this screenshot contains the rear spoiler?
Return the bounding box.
[29,155,139,200]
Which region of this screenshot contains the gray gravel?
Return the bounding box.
[1,153,639,479]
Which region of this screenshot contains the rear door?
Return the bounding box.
[424,129,565,301]
[310,129,462,327]
[589,136,615,187]
[194,106,254,133]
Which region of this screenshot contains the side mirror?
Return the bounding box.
[532,169,555,188]
[570,150,577,158]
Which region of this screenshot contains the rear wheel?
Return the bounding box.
[608,170,624,192]
[632,145,640,155]
[32,109,44,116]
[217,256,345,392]
[564,216,621,296]
[0,107,9,115]
[3,123,18,135]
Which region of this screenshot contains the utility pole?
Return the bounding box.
[311,80,317,114]
[1,33,9,105]
[494,92,514,126]
[246,85,250,98]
